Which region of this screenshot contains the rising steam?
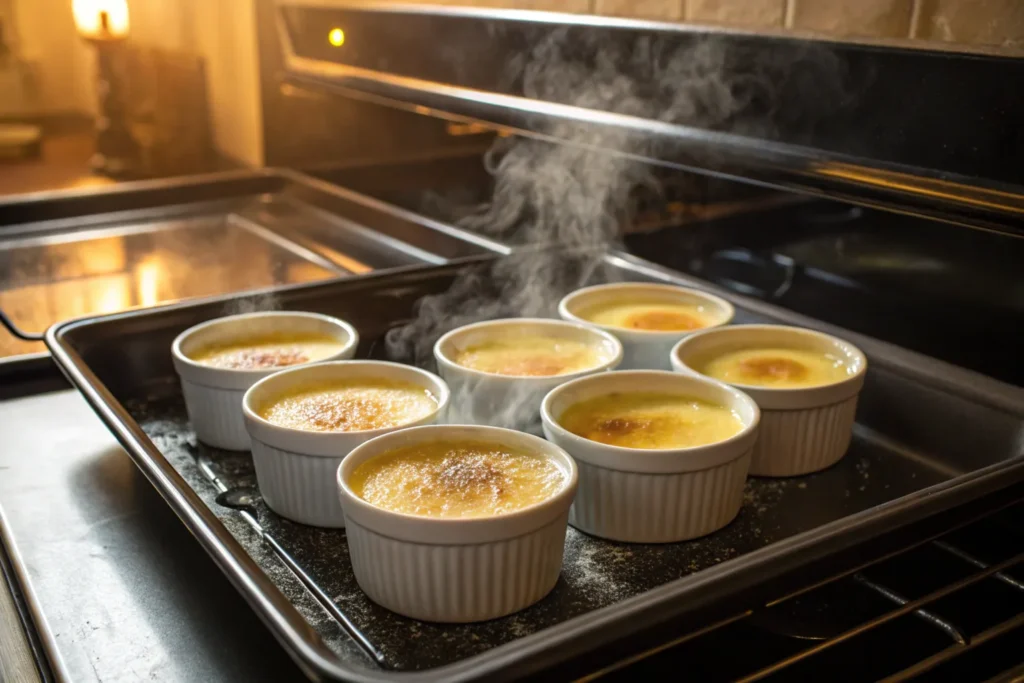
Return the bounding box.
[385,29,845,428]
[225,290,283,317]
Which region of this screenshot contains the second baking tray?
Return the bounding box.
[46,252,1024,681]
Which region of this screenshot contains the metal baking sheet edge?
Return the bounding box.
[44,254,1024,682]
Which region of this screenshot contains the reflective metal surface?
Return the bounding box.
[0,217,335,357]
[274,3,1024,235]
[0,169,500,359]
[0,390,305,682]
[0,513,44,683]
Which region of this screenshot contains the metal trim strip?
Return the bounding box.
[0,504,72,683]
[273,3,1024,235]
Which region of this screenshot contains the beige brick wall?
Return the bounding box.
[402,0,1024,50]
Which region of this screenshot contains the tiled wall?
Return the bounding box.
[424,0,1024,50]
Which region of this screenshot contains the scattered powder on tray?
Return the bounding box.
[560,529,631,604]
[129,392,854,672]
[742,478,794,515]
[130,400,366,667]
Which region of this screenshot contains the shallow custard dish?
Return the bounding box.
[541,370,759,543]
[433,318,622,429]
[672,324,867,477]
[451,335,607,377]
[243,361,449,528]
[189,334,344,370]
[258,378,438,432]
[349,439,566,518]
[337,425,578,622]
[171,311,358,450]
[558,392,744,450]
[699,347,852,389]
[558,283,734,370]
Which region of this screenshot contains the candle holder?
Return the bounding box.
[72,0,139,178]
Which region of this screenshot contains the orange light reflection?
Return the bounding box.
[135,257,164,307]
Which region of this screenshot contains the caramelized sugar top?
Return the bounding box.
[259,379,438,432]
[700,347,851,388]
[350,440,566,518]
[453,335,605,377]
[191,334,343,370]
[580,301,712,332]
[559,392,743,449]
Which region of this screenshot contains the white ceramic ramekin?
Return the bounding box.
[242,361,450,528]
[171,311,358,450]
[672,324,867,477]
[433,318,622,431]
[337,424,577,622]
[558,282,735,370]
[541,370,759,544]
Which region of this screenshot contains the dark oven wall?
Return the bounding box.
[257,2,1023,209]
[254,0,494,171]
[271,4,1024,187]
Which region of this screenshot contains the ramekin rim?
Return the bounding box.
[432,317,624,381]
[557,282,736,338]
[539,369,761,458]
[241,360,451,440]
[171,310,359,376]
[670,323,868,394]
[336,424,579,531]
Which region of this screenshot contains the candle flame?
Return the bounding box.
[72,0,130,39]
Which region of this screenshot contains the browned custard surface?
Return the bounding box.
[700,347,851,388]
[350,440,565,517]
[579,301,713,331]
[453,335,606,377]
[559,392,743,449]
[191,334,343,370]
[259,379,437,432]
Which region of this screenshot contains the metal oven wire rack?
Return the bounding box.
[558,492,1024,682]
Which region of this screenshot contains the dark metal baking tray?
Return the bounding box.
[45,252,1024,681]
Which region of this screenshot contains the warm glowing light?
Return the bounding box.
[72,0,130,40]
[80,241,126,275]
[328,28,345,47]
[69,176,116,190]
[136,257,164,307]
[92,274,132,314]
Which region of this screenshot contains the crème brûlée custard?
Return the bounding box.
[559,392,743,449]
[453,336,606,377]
[259,379,438,432]
[191,334,344,370]
[699,347,852,388]
[579,300,713,332]
[349,440,566,517]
